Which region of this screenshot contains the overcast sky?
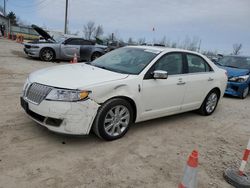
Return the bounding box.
[3,0,250,55]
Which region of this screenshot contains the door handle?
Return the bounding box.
[177,82,186,85]
[208,77,214,81]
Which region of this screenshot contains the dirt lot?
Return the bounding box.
[0,38,249,188]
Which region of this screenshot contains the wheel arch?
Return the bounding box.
[199,87,221,109]
[40,47,56,59]
[100,96,137,123]
[211,87,221,98]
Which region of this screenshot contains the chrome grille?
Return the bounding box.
[25,83,52,104]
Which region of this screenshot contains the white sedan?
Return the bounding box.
[21,46,227,140]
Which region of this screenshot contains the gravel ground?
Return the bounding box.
[0,38,249,188]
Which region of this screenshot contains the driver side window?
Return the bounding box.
[154,53,183,75]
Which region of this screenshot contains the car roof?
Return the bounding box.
[126,45,203,55]
[223,55,250,58]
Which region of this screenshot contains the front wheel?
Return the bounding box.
[40,48,55,62]
[92,98,133,141]
[241,86,249,99]
[198,90,219,116]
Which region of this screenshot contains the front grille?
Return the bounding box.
[25,83,52,104]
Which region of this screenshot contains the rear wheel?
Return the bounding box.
[93,98,133,141]
[40,48,55,62]
[241,86,249,99]
[198,90,219,116]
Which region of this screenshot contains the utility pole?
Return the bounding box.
[64,0,68,34]
[4,0,6,16]
[198,39,202,52]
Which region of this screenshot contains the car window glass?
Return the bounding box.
[218,56,250,69]
[92,48,158,74]
[80,40,93,45]
[66,39,79,45]
[66,39,87,45]
[154,53,183,75]
[187,54,211,73]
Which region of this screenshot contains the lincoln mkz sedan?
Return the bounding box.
[21,46,227,140]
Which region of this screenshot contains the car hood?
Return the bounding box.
[32,24,55,42]
[29,63,129,89]
[218,66,249,77]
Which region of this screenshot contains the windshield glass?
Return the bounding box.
[51,34,66,43]
[91,47,160,74]
[217,56,250,69]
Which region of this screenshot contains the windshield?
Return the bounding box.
[51,35,66,43]
[91,47,160,74]
[217,56,250,70]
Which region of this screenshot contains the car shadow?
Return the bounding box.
[33,111,197,145]
[223,94,244,100]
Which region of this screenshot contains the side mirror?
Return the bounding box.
[153,70,168,79]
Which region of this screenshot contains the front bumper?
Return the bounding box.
[24,48,40,58]
[225,81,248,97]
[20,97,100,135]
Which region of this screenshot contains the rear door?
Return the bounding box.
[181,53,215,111]
[79,39,95,61]
[60,38,81,60]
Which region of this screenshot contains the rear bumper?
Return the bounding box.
[21,97,100,135]
[24,48,40,58]
[225,81,248,97]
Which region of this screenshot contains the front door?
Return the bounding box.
[60,38,81,60]
[141,52,187,121]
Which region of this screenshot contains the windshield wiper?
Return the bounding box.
[224,65,238,68]
[92,64,129,74]
[215,62,223,66]
[94,65,109,70]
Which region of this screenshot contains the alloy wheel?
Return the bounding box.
[104,105,130,137]
[42,49,53,61]
[206,92,218,113]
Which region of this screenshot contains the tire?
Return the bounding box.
[40,48,55,62]
[91,52,101,61]
[92,98,133,141]
[241,86,249,99]
[198,89,219,116]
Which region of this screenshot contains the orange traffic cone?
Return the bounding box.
[73,53,78,63]
[179,150,198,188]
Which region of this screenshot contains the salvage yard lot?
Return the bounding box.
[0,39,249,188]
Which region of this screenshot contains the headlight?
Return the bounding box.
[46,89,90,102]
[30,46,39,48]
[228,75,249,82]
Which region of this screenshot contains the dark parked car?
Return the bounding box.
[23,25,107,62]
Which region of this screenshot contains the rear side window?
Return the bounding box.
[154,53,183,75]
[66,39,93,45]
[79,40,94,45]
[187,54,212,73]
[66,39,81,45]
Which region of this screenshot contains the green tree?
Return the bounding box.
[7,11,18,26]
